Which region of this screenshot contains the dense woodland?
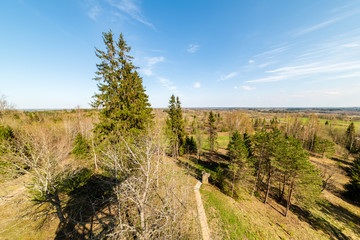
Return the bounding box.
[0,31,360,239]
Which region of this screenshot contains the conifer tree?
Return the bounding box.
[208,111,217,152]
[345,155,360,203]
[346,122,356,152]
[166,95,185,157]
[92,30,153,141]
[227,130,249,196]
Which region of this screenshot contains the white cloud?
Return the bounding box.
[106,0,155,29]
[248,59,254,64]
[158,77,177,91]
[88,4,101,20]
[325,91,340,95]
[146,56,164,66]
[187,44,199,53]
[234,86,238,90]
[193,82,201,88]
[242,86,256,91]
[258,62,273,68]
[141,56,165,76]
[219,72,238,81]
[342,43,359,48]
[254,46,289,58]
[293,10,359,36]
[141,69,153,76]
[248,61,360,83]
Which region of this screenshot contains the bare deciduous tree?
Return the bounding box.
[101,132,189,239]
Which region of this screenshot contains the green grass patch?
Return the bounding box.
[202,133,229,151]
[201,185,258,239]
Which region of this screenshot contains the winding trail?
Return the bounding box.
[194,181,211,240]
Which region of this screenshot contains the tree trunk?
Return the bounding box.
[280,175,286,201]
[231,170,236,197]
[52,191,65,223]
[264,164,271,204]
[285,181,294,217]
[251,159,262,197]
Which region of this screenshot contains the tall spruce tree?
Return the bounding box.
[166,95,185,157]
[208,111,217,152]
[346,122,356,152]
[92,31,153,141]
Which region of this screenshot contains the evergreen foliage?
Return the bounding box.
[0,125,14,154]
[208,111,217,152]
[71,133,90,159]
[228,130,248,165]
[184,136,197,155]
[346,122,356,152]
[92,30,153,141]
[165,95,185,157]
[345,155,360,203]
[312,135,335,158]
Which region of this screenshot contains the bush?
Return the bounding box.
[71,133,90,159]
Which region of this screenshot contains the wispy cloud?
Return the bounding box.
[242,86,256,91]
[293,9,359,36]
[146,56,164,66]
[248,59,254,64]
[88,4,101,20]
[254,46,289,58]
[158,77,177,91]
[248,61,360,83]
[106,0,155,29]
[342,43,359,48]
[193,82,201,88]
[141,56,165,76]
[187,44,199,53]
[219,72,238,81]
[325,91,340,95]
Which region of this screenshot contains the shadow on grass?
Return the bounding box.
[291,204,354,240]
[320,202,360,236]
[330,156,352,167]
[55,170,117,240]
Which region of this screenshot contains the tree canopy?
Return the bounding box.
[92,30,153,141]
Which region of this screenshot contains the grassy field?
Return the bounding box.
[201,184,329,240]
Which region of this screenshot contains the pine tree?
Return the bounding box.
[278,136,322,216]
[227,130,249,196]
[345,155,360,203]
[92,30,153,141]
[208,111,217,152]
[346,122,356,152]
[228,130,248,165]
[165,95,185,157]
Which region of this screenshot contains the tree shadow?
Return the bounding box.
[320,202,360,236]
[330,156,352,167]
[291,204,352,240]
[55,170,117,239]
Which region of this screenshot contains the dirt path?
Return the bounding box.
[194,181,211,240]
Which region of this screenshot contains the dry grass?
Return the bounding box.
[0,175,59,240]
[201,184,328,240]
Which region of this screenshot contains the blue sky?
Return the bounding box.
[1,0,360,108]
